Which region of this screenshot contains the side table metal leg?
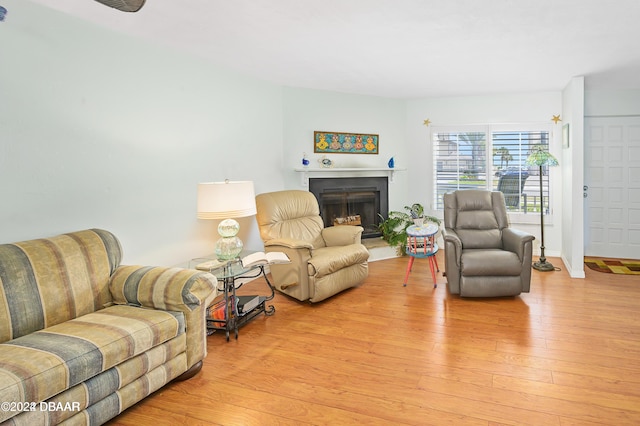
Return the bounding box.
[261,266,277,315]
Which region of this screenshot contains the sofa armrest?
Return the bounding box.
[109,265,218,370]
[321,225,363,246]
[502,228,535,262]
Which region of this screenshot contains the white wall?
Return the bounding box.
[561,77,585,278]
[0,1,283,265]
[585,89,640,116]
[1,1,574,267]
[281,89,570,257]
[281,87,408,208]
[405,92,564,257]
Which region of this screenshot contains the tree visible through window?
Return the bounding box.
[433,126,552,215]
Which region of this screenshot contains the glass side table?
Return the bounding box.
[190,253,277,341]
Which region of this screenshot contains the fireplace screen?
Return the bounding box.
[309,177,388,239]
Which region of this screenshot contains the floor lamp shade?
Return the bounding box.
[197,181,257,260]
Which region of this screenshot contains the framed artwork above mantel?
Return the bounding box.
[314,131,379,154]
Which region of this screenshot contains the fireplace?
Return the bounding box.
[309,177,388,239]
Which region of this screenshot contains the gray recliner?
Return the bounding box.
[442,190,535,297]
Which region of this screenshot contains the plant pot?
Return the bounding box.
[413,218,424,227]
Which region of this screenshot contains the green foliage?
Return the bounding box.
[404,203,424,219]
[377,204,441,256]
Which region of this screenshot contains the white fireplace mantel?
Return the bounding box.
[294,167,406,186]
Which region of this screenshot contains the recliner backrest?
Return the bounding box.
[255,190,326,248]
[444,190,509,249]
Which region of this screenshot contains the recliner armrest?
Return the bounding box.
[442,228,462,255]
[262,238,314,300]
[321,225,363,246]
[264,238,314,250]
[502,228,535,261]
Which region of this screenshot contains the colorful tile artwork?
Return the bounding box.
[314,131,378,154]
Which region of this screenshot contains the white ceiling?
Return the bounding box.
[29,0,640,98]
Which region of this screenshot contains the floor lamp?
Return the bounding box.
[525,146,559,272]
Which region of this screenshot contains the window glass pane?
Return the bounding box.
[432,127,553,216]
[491,130,550,214]
[433,131,487,210]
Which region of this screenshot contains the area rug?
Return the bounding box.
[584,257,640,275]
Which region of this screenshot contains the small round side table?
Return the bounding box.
[403,223,440,288]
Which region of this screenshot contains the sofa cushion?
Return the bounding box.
[0,305,184,423]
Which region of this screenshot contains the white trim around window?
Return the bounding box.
[432,123,556,224]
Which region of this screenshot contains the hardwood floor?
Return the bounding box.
[108,252,640,425]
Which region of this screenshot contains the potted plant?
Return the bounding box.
[406,203,425,226]
[378,203,441,255]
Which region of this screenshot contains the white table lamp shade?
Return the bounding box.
[197,181,257,219]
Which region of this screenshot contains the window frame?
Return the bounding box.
[432,123,556,224]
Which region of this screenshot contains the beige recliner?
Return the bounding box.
[255,190,370,302]
[442,190,535,297]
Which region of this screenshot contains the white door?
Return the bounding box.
[584,116,640,259]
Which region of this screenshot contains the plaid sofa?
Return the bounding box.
[0,229,217,425]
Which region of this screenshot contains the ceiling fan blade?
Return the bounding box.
[93,0,146,12]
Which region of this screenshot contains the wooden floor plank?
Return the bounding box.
[107,252,640,425]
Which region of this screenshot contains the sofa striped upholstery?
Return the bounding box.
[4,339,187,425]
[0,229,121,343]
[0,229,217,425]
[109,265,216,368]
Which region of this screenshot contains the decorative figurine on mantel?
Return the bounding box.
[318,155,334,168]
[388,157,395,168]
[302,152,310,168]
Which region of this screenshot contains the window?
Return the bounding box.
[433,125,552,216]
[433,130,487,209]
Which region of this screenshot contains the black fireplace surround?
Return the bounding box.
[309,177,389,239]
